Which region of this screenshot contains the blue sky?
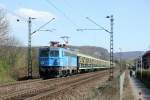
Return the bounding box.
[0,0,150,52]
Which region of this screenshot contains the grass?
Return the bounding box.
[0,60,15,83]
[86,79,119,100]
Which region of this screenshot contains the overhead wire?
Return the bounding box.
[62,0,73,10]
[45,0,79,28]
[32,18,55,35]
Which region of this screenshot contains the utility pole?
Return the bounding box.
[28,17,32,79]
[27,17,55,79]
[17,17,55,79]
[28,17,35,79]
[77,15,114,80]
[119,48,122,74]
[109,15,114,80]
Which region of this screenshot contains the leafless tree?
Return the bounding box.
[0,8,9,61]
[0,8,9,46]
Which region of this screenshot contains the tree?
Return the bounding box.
[0,8,24,81]
[0,8,9,46]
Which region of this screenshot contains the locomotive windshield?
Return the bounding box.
[40,49,49,57]
[50,50,59,57]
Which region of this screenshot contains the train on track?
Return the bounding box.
[134,50,150,70]
[39,42,111,78]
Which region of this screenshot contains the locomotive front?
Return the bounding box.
[39,47,61,77]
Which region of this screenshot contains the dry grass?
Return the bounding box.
[92,80,120,100]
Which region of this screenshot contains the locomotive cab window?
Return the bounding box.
[64,51,76,57]
[40,49,49,57]
[50,50,59,57]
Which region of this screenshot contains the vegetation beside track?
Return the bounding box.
[0,47,39,83]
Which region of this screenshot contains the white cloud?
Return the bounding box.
[0,3,6,9]
[16,8,55,21]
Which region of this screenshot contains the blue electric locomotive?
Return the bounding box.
[39,47,78,77]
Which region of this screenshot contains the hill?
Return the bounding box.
[69,46,145,60]
[69,45,109,60]
[114,51,145,60]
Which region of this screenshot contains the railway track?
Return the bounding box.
[0,70,107,96]
[0,79,41,88]
[0,70,108,100]
[0,79,42,95]
[26,71,109,100]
